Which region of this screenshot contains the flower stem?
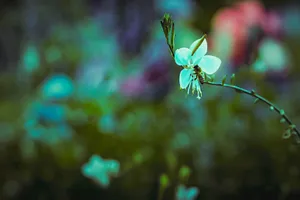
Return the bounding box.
[203,81,300,139]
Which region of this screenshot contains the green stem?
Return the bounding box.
[203,81,300,139]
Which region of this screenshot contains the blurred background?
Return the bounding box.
[1,0,300,199]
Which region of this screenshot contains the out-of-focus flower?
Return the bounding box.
[97,114,116,133]
[24,122,73,145]
[24,101,68,124]
[40,74,74,101]
[38,103,68,124]
[120,75,146,98]
[176,184,199,200]
[81,155,120,188]
[211,0,283,67]
[235,0,265,27]
[22,42,40,73]
[212,7,249,65]
[252,59,267,74]
[155,0,193,19]
[262,11,283,37]
[252,38,289,76]
[23,101,73,144]
[119,22,173,102]
[142,60,170,101]
[175,38,221,99]
[258,38,289,71]
[75,19,122,100]
[120,59,170,102]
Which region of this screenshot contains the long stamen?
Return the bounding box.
[187,82,191,94]
[195,81,202,99]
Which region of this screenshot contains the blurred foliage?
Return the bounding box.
[1,0,300,200]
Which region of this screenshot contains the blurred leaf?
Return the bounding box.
[160,174,169,188]
[178,165,191,183]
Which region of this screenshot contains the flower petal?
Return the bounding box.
[174,48,192,66]
[198,55,221,75]
[179,69,192,89]
[189,38,207,63]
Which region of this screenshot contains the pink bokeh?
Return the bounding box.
[211,0,283,67]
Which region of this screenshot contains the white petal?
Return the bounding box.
[198,55,221,75]
[174,48,192,66]
[189,38,207,63]
[179,69,192,89]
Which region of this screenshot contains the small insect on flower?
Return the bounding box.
[174,35,221,99]
[193,65,205,84]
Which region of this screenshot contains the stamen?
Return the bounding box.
[187,82,191,94]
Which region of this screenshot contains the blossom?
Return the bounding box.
[176,184,199,200]
[174,38,221,99]
[81,155,120,188]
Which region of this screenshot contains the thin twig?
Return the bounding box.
[203,81,300,139]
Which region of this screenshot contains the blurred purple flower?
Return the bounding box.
[120,60,171,102]
[120,75,145,98]
[262,11,283,38]
[142,60,171,101]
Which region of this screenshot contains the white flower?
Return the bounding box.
[174,37,221,99]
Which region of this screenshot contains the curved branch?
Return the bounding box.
[203,81,300,139]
